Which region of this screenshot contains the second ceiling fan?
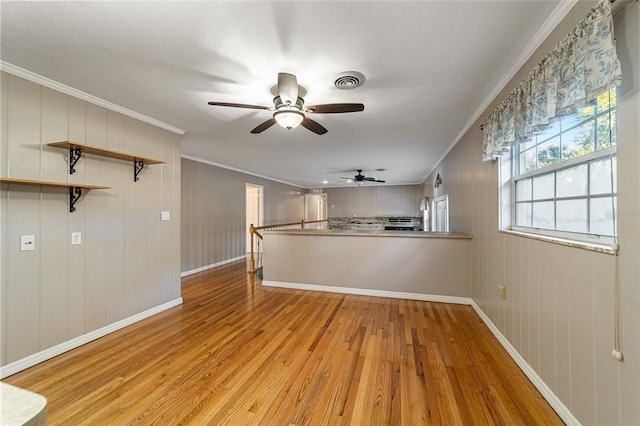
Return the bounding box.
[341,170,386,186]
[208,73,364,135]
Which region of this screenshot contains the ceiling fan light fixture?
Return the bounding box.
[274,110,304,129]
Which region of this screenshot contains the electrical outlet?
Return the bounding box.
[20,235,35,251]
[71,232,82,245]
[161,211,170,221]
[498,285,506,300]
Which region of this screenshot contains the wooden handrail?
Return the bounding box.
[248,219,328,273]
[252,218,327,231]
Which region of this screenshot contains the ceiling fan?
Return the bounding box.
[341,170,386,186]
[208,72,364,135]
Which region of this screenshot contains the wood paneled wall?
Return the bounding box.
[423,2,640,424]
[180,158,304,273]
[321,185,423,218]
[0,72,182,368]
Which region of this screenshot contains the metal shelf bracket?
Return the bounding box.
[69,148,82,174]
[134,160,145,182]
[69,187,83,212]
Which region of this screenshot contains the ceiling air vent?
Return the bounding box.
[334,71,365,90]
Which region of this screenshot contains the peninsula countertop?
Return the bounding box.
[264,229,472,239]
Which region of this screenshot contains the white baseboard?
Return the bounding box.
[261,280,473,305]
[180,255,247,277]
[0,297,183,379]
[469,301,580,426]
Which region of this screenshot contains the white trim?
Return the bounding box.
[182,155,423,189]
[422,0,578,182]
[0,61,185,135]
[469,301,581,426]
[514,147,616,180]
[181,154,302,188]
[262,280,472,305]
[180,255,247,277]
[500,229,615,254]
[0,297,183,379]
[432,194,450,233]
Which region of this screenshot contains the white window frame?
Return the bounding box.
[500,93,618,245]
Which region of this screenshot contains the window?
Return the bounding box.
[505,90,617,243]
[432,195,449,232]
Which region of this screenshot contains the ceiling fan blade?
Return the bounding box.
[250,118,277,134]
[278,73,298,106]
[208,101,271,110]
[305,103,365,114]
[300,117,328,135]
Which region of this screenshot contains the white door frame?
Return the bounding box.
[304,193,328,226]
[246,183,264,252]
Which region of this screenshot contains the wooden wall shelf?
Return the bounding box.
[48,141,165,182]
[0,177,110,212]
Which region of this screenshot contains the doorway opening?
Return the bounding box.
[432,194,449,232]
[246,183,264,253]
[304,193,327,228]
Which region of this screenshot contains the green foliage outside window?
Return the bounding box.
[518,90,617,174]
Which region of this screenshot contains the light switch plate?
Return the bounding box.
[20,235,35,251]
[161,211,170,221]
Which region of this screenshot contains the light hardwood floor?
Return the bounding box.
[4,260,563,425]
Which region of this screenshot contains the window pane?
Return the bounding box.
[610,111,617,146]
[580,104,595,119]
[572,121,595,155]
[590,197,615,235]
[590,158,613,195]
[541,120,561,137]
[515,202,532,226]
[561,112,583,129]
[597,114,614,149]
[515,178,532,201]
[519,149,537,174]
[532,201,554,229]
[562,125,585,160]
[556,164,587,198]
[537,137,561,168]
[557,199,587,233]
[532,173,554,200]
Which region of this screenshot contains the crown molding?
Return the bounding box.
[423,0,578,182]
[181,154,303,189]
[1,61,186,135]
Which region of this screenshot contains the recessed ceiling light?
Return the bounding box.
[322,180,328,184]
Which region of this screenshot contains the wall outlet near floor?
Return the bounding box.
[20,235,35,251]
[161,211,170,221]
[71,232,82,245]
[498,285,506,300]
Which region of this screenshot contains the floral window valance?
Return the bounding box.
[481,0,622,162]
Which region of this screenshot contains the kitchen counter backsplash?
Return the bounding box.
[329,216,422,231]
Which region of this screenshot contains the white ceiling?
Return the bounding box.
[1,1,567,188]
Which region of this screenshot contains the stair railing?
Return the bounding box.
[248,219,328,273]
